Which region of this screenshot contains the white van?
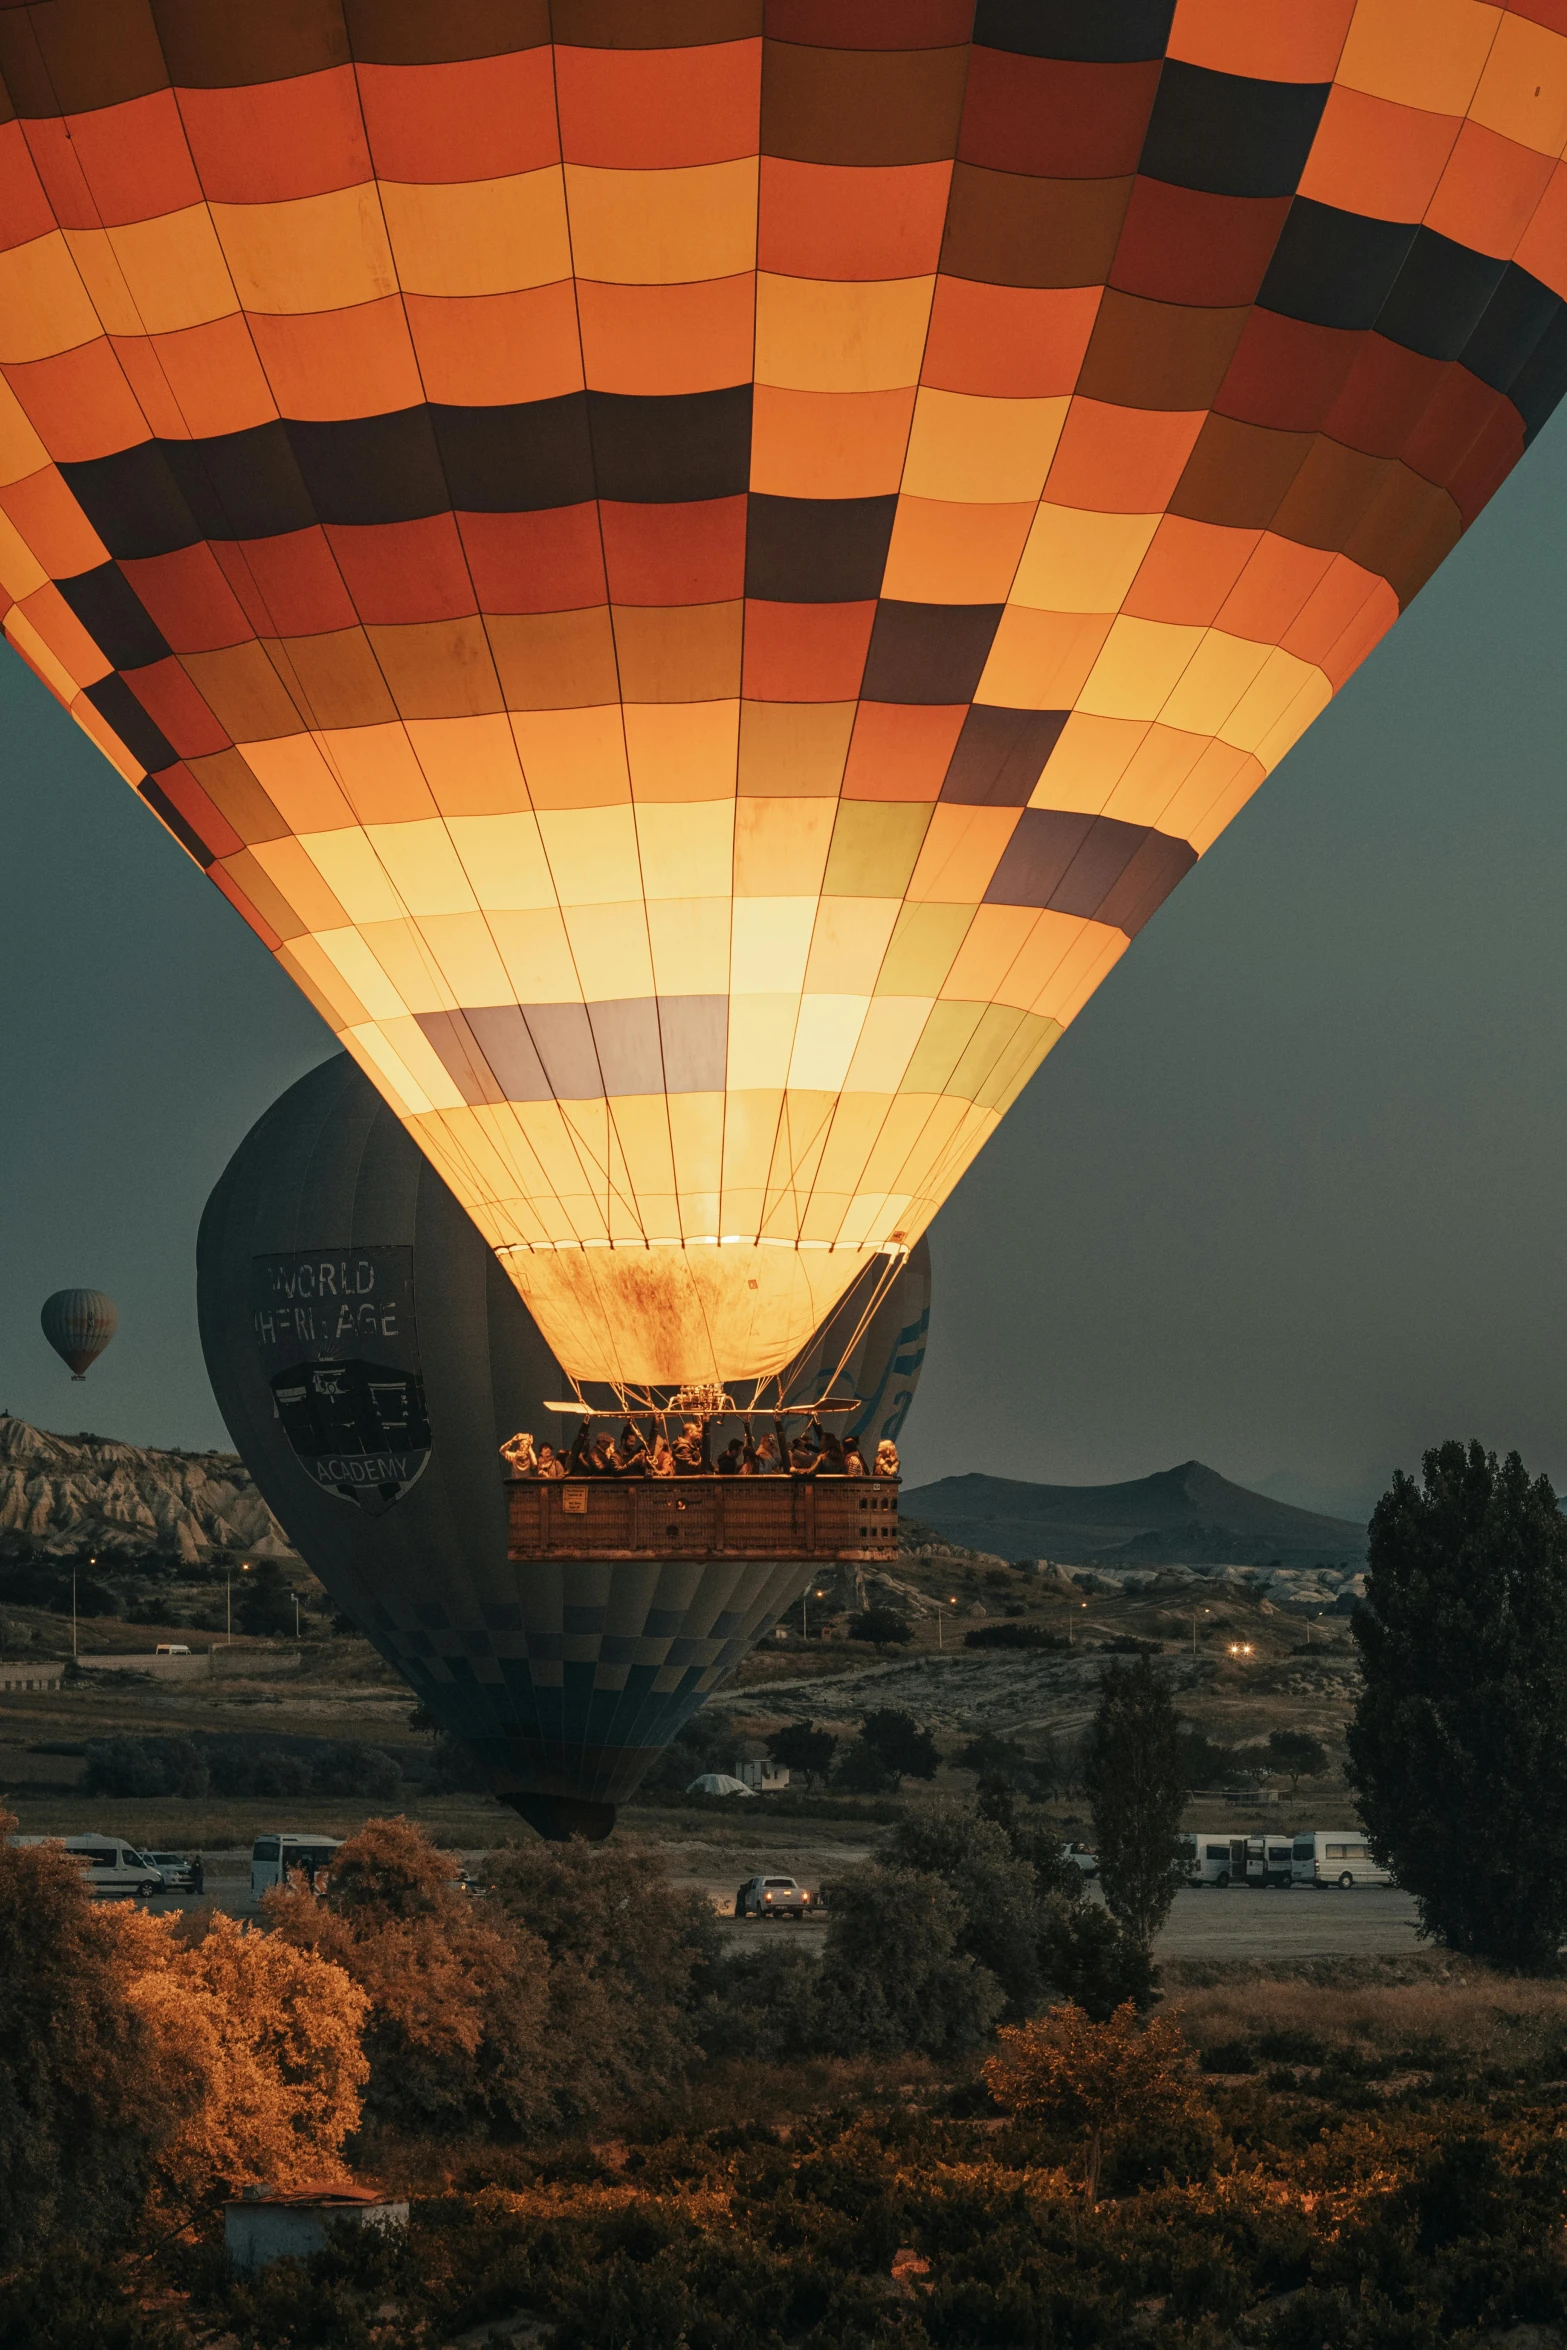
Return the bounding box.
[11,1834,165,1898]
[1246,1834,1297,1889]
[155,1643,191,1656]
[1292,1830,1392,1889]
[251,1832,341,1896]
[1187,1835,1249,1887]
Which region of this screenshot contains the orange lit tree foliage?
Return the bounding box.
[267,1816,553,2137]
[985,2000,1218,2203]
[126,1908,369,2212]
[0,1816,182,2255]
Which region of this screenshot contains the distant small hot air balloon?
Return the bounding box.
[40,1290,117,1380]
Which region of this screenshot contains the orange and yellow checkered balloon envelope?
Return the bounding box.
[4,0,1565,1389]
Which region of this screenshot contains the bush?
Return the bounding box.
[84,1736,209,1800]
[985,2001,1220,2200]
[847,1607,912,1648]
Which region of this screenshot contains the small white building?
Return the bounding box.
[224,2182,408,2270]
[734,1758,790,1791]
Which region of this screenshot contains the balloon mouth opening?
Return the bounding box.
[500,1792,618,1843]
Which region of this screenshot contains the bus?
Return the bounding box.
[1291,1830,1392,1889]
[250,1832,342,1896]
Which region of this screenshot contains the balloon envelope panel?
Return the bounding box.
[39,1288,118,1377]
[9,6,1567,1382]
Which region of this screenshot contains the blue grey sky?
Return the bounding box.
[4,417,1567,1519]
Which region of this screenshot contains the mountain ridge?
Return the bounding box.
[900,1459,1366,1567]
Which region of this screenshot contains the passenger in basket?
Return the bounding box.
[716,1437,744,1475]
[589,1428,623,1475]
[672,1420,705,1474]
[649,1435,676,1478]
[817,1428,847,1475]
[499,1431,536,1476]
[753,1430,781,1475]
[874,1438,900,1479]
[740,1418,759,1474]
[536,1444,566,1479]
[843,1436,867,1477]
[567,1421,594,1475]
[789,1427,820,1475]
[617,1421,650,1474]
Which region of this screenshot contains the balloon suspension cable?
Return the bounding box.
[747,1243,910,1424]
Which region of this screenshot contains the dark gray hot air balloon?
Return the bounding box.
[40,1289,117,1380]
[198,1056,928,1840]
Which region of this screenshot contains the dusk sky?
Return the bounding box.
[5,413,1567,1522]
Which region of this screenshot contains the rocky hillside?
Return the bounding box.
[0,1416,290,1561]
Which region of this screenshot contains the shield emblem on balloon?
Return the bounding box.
[251,1247,431,1514]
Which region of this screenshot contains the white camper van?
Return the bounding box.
[250,1832,341,1895]
[10,1834,165,1897]
[1186,1835,1247,1887]
[1292,1831,1391,1889]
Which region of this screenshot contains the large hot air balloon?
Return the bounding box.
[5,6,1565,1396]
[199,1054,928,1836]
[40,1288,117,1379]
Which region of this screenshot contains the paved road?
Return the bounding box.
[1155,1884,1421,1959]
[140,1870,1424,1964]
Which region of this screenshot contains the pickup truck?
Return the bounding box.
[736,1874,815,1919]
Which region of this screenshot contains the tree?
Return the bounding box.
[957,1729,1044,1792]
[1347,1440,1567,1970]
[882,1806,1044,2015]
[765,1720,836,1788]
[1267,1730,1328,1790]
[128,1910,368,2214]
[985,2002,1216,2202]
[860,1708,939,1783]
[486,1833,722,2124]
[1085,1657,1187,1951]
[812,1867,1004,2055]
[0,1817,182,2256]
[233,1559,297,1638]
[848,1606,913,1650]
[269,1817,553,2137]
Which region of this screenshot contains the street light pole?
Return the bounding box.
[71,1568,77,1661]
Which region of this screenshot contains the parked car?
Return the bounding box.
[736,1874,814,1919]
[147,1850,202,1893]
[11,1833,164,1898]
[1063,1842,1099,1879]
[250,1832,341,1896]
[1291,1831,1392,1889]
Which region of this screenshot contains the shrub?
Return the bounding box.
[847,1607,912,1649]
[985,2000,1218,2201]
[85,1736,209,1800]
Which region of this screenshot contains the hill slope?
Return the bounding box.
[900,1460,1366,1567]
[0,1415,289,1560]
